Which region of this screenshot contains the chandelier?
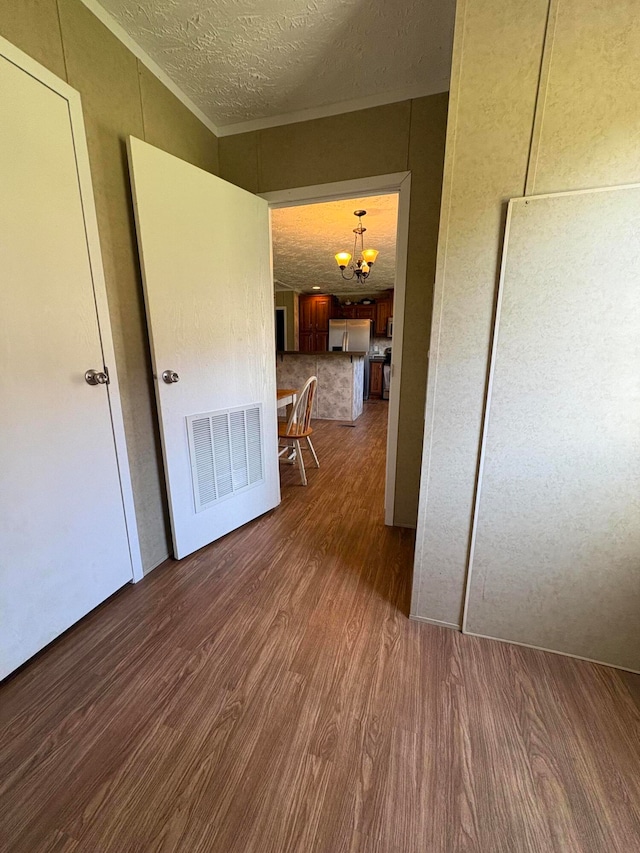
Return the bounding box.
[334,209,379,282]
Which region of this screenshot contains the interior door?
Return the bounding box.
[0,44,135,678]
[127,138,280,560]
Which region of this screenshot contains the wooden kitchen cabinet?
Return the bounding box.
[338,302,376,321]
[375,295,393,336]
[299,296,315,334]
[299,331,315,352]
[369,360,384,398]
[298,294,334,351]
[315,295,331,330]
[340,303,357,319]
[356,303,376,323]
[315,331,329,352]
[336,297,392,332]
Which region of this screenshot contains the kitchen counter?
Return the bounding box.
[277,350,367,356]
[276,351,365,422]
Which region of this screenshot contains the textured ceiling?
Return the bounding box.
[96,0,455,130]
[271,194,398,296]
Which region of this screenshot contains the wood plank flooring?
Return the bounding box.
[1,401,639,852]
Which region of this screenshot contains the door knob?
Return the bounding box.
[85,369,109,386]
[162,370,180,384]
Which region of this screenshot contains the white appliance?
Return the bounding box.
[328,319,372,353]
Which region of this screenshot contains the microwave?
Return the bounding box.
[386,316,393,338]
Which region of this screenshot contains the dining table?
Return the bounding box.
[276,387,297,406]
[277,387,297,423]
[276,388,298,464]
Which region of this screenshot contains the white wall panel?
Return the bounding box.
[464,186,640,672]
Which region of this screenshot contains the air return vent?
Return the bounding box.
[187,404,264,512]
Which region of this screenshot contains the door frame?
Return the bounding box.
[261,171,411,526]
[1,35,143,581]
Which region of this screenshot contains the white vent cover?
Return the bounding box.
[187,404,264,512]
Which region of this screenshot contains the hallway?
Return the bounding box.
[1,401,639,851]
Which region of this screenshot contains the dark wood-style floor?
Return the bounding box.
[1,401,639,852]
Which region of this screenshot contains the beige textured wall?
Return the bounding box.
[412,0,549,624]
[220,95,448,526]
[413,0,640,628]
[528,0,640,195]
[0,0,219,571]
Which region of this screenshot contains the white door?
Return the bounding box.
[127,138,280,559]
[0,42,138,678]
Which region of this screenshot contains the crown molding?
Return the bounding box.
[78,0,220,137]
[216,80,450,137]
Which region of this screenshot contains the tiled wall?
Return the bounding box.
[370,336,391,355]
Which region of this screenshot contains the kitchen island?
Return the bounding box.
[276,351,365,422]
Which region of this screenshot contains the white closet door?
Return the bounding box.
[128,138,279,560]
[0,42,136,678]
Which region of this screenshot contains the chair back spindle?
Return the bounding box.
[285,376,317,436]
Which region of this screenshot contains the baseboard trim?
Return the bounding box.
[409,614,461,630]
[463,629,640,675]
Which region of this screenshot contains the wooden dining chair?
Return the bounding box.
[278,376,319,486]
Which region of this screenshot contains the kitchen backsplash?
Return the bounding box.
[370,336,391,354]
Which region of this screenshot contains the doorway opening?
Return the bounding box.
[263,172,411,525]
[274,305,287,351]
[127,139,411,568]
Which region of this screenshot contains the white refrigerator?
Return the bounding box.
[328,319,372,353]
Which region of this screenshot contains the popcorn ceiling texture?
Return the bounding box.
[97,0,454,126]
[271,194,398,295]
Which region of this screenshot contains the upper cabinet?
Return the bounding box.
[340,302,376,321]
[356,303,376,323]
[336,292,393,334]
[375,294,393,337]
